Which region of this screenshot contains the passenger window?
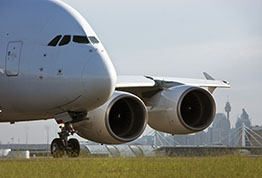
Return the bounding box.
[59,35,71,46]
[48,35,62,46]
[89,36,99,44]
[73,36,90,44]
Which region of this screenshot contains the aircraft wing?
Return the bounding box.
[116,73,230,99]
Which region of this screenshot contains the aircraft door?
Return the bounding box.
[5,41,23,76]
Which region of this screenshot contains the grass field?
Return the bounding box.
[0,156,261,178]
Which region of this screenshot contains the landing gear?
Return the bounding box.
[51,138,65,158]
[50,123,80,158]
[67,138,80,157]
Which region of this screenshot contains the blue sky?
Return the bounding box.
[0,0,261,144]
[62,0,261,125]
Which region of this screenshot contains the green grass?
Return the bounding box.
[0,156,261,178]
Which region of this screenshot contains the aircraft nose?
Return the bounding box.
[81,51,117,109]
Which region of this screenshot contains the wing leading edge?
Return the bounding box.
[116,73,230,99]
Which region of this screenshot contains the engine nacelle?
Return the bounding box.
[73,91,148,144]
[148,85,216,134]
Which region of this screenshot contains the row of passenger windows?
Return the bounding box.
[48,35,99,47]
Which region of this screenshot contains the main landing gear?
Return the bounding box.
[51,123,80,158]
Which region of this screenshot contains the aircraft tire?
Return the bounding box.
[67,138,80,158]
[51,138,65,158]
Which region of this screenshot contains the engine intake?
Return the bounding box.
[73,91,148,144]
[148,86,216,134]
[107,97,146,140]
[178,87,215,131]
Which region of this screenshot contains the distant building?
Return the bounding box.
[207,101,231,145]
[194,131,208,145]
[225,101,231,120]
[235,109,251,128]
[210,113,231,145]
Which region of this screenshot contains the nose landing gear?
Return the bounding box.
[50,123,80,158]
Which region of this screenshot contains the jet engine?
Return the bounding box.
[72,91,148,144]
[148,85,216,134]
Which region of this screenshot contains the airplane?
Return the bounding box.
[0,0,230,158]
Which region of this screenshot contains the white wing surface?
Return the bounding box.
[116,73,230,95]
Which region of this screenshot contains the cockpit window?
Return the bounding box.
[48,35,62,46]
[59,35,71,46]
[89,36,99,44]
[48,35,99,47]
[73,36,90,44]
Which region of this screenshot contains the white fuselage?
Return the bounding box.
[0,0,117,122]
